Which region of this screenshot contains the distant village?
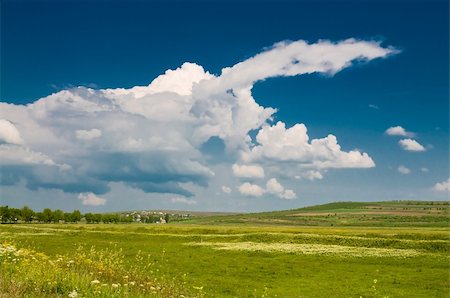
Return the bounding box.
[121,210,192,224]
[0,205,192,224]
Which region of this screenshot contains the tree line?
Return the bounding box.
[0,206,136,224]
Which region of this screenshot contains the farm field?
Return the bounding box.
[1,201,449,298]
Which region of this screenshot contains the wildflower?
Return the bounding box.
[91,280,100,285]
[193,286,204,290]
[112,283,119,288]
[68,290,78,298]
[373,279,378,284]
[129,281,136,286]
[101,284,108,287]
[123,275,129,279]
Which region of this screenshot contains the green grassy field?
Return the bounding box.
[1,201,449,297]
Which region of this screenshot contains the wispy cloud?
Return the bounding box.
[221,186,232,194]
[75,128,102,140]
[397,165,411,175]
[170,197,197,205]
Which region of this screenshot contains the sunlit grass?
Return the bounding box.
[0,242,197,298]
[1,223,448,297]
[185,241,423,258]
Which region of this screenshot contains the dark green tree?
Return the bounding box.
[0,206,10,223]
[42,208,53,223]
[93,213,102,223]
[35,212,45,222]
[52,209,64,223]
[9,208,21,222]
[21,206,35,223]
[71,210,82,222]
[84,213,94,223]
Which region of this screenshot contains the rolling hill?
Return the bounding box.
[184,200,450,227]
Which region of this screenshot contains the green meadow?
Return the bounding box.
[1,201,449,297]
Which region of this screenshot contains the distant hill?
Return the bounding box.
[182,201,450,227]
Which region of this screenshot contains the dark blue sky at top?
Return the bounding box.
[2,0,448,105]
[0,0,448,211]
[2,1,448,147]
[2,0,448,138]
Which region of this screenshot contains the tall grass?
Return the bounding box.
[0,242,197,298]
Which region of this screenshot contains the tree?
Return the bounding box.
[93,213,102,223]
[35,212,45,223]
[102,213,119,223]
[0,206,10,223]
[71,210,82,222]
[52,209,64,223]
[9,208,21,222]
[119,215,133,223]
[21,206,34,223]
[102,213,111,223]
[164,213,170,223]
[64,212,72,222]
[42,208,53,223]
[84,213,94,223]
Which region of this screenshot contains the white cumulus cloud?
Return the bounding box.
[0,38,395,200]
[266,178,296,200]
[0,119,24,145]
[78,192,106,206]
[433,178,450,192]
[232,164,265,179]
[399,139,426,152]
[385,126,414,137]
[242,121,375,170]
[238,182,265,197]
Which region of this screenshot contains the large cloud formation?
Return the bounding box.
[0,39,395,201]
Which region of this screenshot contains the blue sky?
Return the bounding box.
[0,0,448,212]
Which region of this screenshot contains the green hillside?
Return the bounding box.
[184,200,450,227]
